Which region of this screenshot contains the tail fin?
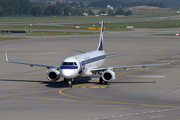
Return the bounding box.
[97,20,104,51]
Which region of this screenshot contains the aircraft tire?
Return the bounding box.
[99,77,103,84]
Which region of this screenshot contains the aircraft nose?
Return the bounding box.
[61,69,78,78]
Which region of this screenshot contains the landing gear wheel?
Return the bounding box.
[99,77,103,84]
[104,81,108,84]
[64,78,67,83]
[68,79,73,88]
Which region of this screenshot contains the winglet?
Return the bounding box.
[97,20,104,51]
[5,51,9,62]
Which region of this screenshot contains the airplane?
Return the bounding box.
[5,20,172,88]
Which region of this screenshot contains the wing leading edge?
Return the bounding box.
[5,51,60,69]
[91,62,172,72]
[105,50,137,56]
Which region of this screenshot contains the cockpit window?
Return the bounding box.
[68,62,73,65]
[62,62,77,66]
[63,62,68,65]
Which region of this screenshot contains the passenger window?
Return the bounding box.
[74,62,77,66]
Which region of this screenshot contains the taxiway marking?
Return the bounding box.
[88,108,180,120]
[1,58,180,108]
[80,86,107,88]
[59,58,180,108]
[126,75,166,78]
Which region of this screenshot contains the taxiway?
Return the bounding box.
[0,28,180,120]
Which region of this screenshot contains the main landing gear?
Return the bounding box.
[64,78,73,88]
[99,77,107,84]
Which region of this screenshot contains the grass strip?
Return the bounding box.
[0,37,28,41]
[26,31,99,36]
[69,19,180,28]
[150,34,178,36]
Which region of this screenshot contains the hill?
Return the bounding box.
[132,6,169,10]
[29,0,179,7]
[120,0,180,7]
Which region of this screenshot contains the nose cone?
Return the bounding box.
[61,69,72,78]
[61,69,79,79]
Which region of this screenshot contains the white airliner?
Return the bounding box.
[5,20,172,87]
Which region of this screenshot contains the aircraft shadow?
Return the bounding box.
[0,77,93,88]
[0,78,156,88]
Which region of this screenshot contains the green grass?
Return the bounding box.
[132,9,178,18]
[0,8,179,23]
[69,19,180,28]
[150,34,177,36]
[0,24,129,31]
[26,31,99,36]
[0,25,70,30]
[0,16,118,22]
[0,33,19,35]
[0,37,28,41]
[1,19,180,31]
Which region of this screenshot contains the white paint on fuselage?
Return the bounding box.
[60,50,106,79]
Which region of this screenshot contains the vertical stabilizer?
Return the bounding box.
[97,20,104,51]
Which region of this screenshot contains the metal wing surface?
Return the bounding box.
[105,50,137,56]
[5,51,60,69]
[72,50,86,53]
[91,62,171,72]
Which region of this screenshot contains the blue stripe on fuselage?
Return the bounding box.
[61,66,78,69]
[81,55,105,65]
[78,55,105,74]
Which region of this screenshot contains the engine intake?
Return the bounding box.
[46,69,60,81]
[102,70,115,82]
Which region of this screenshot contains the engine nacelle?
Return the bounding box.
[102,70,115,82]
[46,69,60,81]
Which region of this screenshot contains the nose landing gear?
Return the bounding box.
[64,78,73,88]
[68,79,72,88]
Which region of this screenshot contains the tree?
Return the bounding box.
[0,4,5,16]
[125,10,132,16]
[71,2,78,7]
[87,9,94,15]
[108,9,114,16]
[99,10,106,14]
[64,7,70,15]
[31,6,42,16]
[7,6,14,15]
[115,8,125,15]
[79,1,85,8]
[44,7,52,16]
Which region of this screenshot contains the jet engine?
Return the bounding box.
[46,69,60,81]
[102,70,115,82]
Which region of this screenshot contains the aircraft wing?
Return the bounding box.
[72,50,86,53]
[105,50,137,56]
[5,52,60,69]
[91,62,172,72]
[72,50,136,55]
